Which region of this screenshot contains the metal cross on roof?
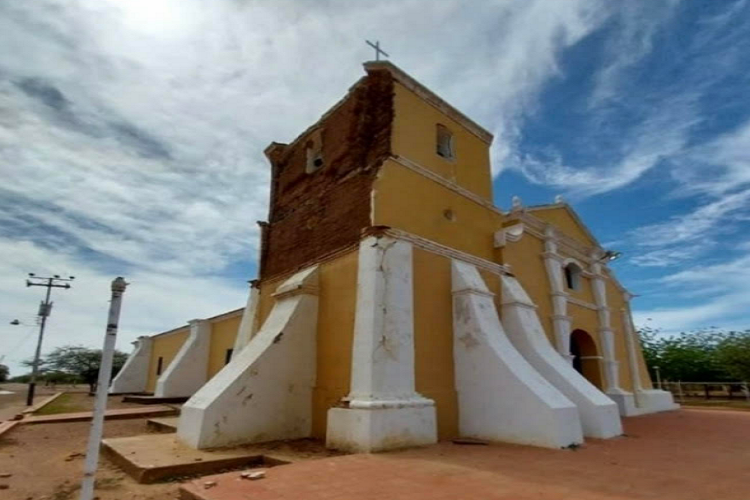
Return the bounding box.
[366,40,389,61]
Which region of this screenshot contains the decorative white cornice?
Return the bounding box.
[507,212,597,264]
[390,155,500,214]
[381,227,510,277]
[567,297,598,311]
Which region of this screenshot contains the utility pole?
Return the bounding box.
[25,273,75,406]
[80,277,128,500]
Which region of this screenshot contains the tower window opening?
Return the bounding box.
[436,124,454,160]
[564,262,582,291]
[305,130,324,173]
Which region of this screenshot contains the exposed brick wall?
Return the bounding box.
[260,69,394,280]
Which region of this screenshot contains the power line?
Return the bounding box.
[22,273,75,405]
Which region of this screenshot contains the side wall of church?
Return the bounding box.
[259,70,394,281]
[146,328,189,393]
[206,314,242,380]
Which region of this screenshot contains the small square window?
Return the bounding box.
[436,124,454,160]
[306,129,324,173]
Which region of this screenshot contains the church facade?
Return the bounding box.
[113,61,676,452]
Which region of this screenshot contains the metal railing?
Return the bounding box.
[660,381,750,403]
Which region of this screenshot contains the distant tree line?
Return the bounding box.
[8,345,128,392]
[639,328,750,382]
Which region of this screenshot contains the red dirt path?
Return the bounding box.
[183,409,750,500]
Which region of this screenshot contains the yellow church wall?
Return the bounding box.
[206,314,242,379]
[146,328,189,393]
[530,207,595,247]
[390,82,493,200]
[499,233,556,345]
[311,249,358,438]
[373,158,500,261]
[412,248,458,440]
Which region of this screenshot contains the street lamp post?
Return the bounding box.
[25,274,74,406]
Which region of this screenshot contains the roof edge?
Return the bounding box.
[364,60,493,145]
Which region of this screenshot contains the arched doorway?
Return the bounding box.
[570,329,603,389]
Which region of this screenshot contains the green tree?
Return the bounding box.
[637,328,731,382]
[714,331,750,381]
[0,364,9,382]
[25,345,128,392]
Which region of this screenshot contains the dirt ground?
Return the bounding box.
[2,408,749,499]
[185,409,750,500]
[0,416,340,500]
[0,418,179,500]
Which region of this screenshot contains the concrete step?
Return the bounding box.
[147,416,179,433]
[22,405,178,424]
[123,395,189,405]
[102,433,289,483]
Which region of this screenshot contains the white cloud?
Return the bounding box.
[0,0,616,374]
[0,237,246,375]
[632,251,750,332]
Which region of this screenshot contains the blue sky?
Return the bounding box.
[1,0,749,374]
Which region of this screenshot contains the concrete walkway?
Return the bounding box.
[182,409,750,500]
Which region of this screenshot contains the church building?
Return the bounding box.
[112,61,676,452]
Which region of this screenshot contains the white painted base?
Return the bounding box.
[609,389,679,416]
[155,319,211,398]
[326,236,438,453]
[110,337,152,394]
[326,403,437,452]
[177,266,319,449]
[452,261,583,449]
[500,276,622,439]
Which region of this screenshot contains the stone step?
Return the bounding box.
[123,395,190,405]
[21,405,178,424]
[147,416,179,433]
[101,433,289,483]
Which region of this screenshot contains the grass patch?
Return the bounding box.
[35,393,87,415]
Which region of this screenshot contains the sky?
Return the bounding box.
[1,0,749,375]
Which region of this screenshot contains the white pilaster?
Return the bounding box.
[109,336,152,394]
[614,303,679,416]
[542,226,573,362]
[232,281,260,354]
[326,235,437,453]
[590,258,622,394]
[155,319,211,398]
